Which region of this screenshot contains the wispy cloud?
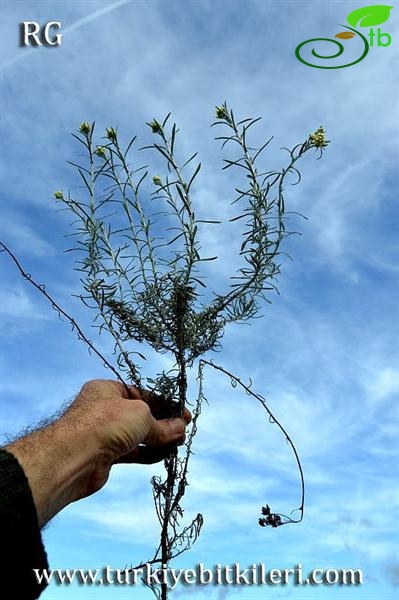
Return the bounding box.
[0,285,51,319]
[0,218,56,257]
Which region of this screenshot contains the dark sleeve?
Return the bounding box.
[0,448,49,599]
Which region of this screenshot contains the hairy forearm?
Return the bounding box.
[5,418,99,527]
[3,380,189,529]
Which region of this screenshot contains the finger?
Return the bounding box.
[113,445,175,465]
[125,386,172,418]
[100,380,144,400]
[121,382,192,422]
[182,407,192,424]
[145,417,187,446]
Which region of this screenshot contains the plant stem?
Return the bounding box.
[200,358,305,524]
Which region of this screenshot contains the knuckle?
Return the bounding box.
[81,379,96,391]
[81,378,107,391]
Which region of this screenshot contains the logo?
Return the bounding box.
[295,5,393,68]
[20,21,62,47]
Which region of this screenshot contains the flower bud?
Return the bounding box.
[215,104,228,120]
[309,126,329,149]
[152,175,162,186]
[95,146,107,158]
[79,122,91,135]
[106,127,117,141]
[149,120,162,134]
[54,190,64,200]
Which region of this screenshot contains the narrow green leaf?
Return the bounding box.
[229,214,246,222]
[182,152,198,170]
[191,277,207,288]
[170,123,177,155]
[187,163,201,192]
[162,112,171,128]
[176,184,191,212]
[196,220,222,224]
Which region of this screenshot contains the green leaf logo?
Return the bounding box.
[347,5,393,28]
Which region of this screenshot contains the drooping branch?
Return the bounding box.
[199,358,305,526]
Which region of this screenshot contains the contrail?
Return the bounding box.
[0,0,130,71]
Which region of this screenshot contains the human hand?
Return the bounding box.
[5,379,191,527]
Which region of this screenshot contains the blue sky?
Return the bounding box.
[0,1,398,599]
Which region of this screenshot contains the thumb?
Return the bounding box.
[144,416,187,446]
